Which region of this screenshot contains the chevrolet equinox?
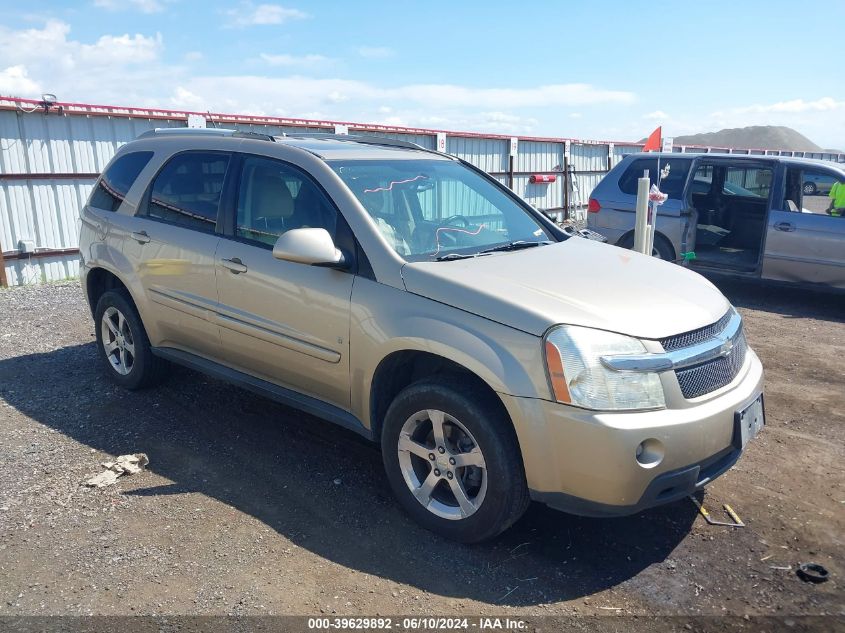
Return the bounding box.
[78,129,765,542]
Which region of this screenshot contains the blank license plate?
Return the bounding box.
[737,395,765,448]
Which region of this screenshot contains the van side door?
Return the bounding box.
[763,165,845,289]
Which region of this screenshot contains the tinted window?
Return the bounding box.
[89,151,153,212]
[619,158,691,199]
[147,152,230,232]
[235,156,337,247]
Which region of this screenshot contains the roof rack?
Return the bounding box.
[137,128,275,141]
[283,132,429,152]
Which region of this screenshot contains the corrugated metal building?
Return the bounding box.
[1,95,843,286]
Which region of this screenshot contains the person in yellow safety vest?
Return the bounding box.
[828,180,845,216]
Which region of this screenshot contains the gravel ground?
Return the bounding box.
[0,280,842,622]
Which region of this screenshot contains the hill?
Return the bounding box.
[665,126,823,151]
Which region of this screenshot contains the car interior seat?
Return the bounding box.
[242,167,295,244]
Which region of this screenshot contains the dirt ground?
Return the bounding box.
[0,279,842,625]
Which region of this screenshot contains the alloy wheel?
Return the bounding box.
[397,409,487,520]
[101,306,135,376]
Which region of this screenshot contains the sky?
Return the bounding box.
[1,0,844,148]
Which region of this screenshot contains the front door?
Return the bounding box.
[763,166,845,289]
[215,154,354,409]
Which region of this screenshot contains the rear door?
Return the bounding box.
[214,154,354,409]
[763,165,845,289]
[122,151,231,359]
[591,156,693,252]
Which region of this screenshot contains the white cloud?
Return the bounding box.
[715,97,845,116]
[0,20,638,140]
[225,3,308,27]
[644,110,668,120]
[0,20,172,106]
[94,0,166,13]
[569,112,582,119]
[0,65,41,97]
[184,51,203,62]
[709,97,845,149]
[357,46,394,59]
[392,83,635,109]
[259,53,333,68]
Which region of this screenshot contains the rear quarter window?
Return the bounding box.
[618,158,692,200]
[89,151,153,212]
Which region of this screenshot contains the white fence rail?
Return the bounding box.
[1,96,843,286]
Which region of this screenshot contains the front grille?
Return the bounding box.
[675,330,747,399]
[660,310,733,351]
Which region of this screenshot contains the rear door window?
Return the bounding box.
[89,151,153,212]
[146,152,230,232]
[618,158,691,200]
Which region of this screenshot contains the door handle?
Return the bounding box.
[220,257,248,274]
[130,230,151,244]
[774,222,796,232]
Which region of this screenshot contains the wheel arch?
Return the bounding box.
[85,267,139,316]
[368,348,521,448]
[617,229,676,260]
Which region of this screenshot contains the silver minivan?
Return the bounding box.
[587,153,845,290]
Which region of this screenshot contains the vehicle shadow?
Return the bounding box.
[712,277,844,322]
[0,342,698,607]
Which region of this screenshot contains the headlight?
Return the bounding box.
[544,325,665,411]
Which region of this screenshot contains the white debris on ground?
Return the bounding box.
[84,453,149,488]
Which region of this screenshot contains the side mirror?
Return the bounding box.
[272,228,346,267]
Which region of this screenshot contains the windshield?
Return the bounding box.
[330,159,554,261]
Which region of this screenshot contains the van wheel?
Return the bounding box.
[94,290,167,390]
[617,233,675,261]
[381,379,529,543]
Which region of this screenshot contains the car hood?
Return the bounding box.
[401,238,730,339]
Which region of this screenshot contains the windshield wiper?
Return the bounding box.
[476,240,551,255]
[434,252,482,261]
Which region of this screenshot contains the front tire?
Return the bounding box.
[94,290,167,390]
[381,379,529,543]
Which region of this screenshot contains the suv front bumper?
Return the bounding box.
[499,347,764,517]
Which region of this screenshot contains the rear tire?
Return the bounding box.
[617,232,676,261]
[94,290,167,390]
[381,379,529,543]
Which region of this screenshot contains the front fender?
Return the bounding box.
[350,278,550,429]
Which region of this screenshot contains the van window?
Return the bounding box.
[783,167,844,214]
[724,166,771,199]
[89,151,153,212]
[235,156,337,247]
[147,152,230,232]
[619,158,691,200]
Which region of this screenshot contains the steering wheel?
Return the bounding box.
[442,214,470,228]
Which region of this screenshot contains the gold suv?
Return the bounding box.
[79,129,765,542]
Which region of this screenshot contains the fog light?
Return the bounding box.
[635,438,664,468]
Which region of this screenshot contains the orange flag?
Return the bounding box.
[643,126,662,152]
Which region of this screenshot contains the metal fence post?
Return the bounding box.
[0,237,7,288]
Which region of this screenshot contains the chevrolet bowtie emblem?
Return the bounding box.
[719,337,734,357]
